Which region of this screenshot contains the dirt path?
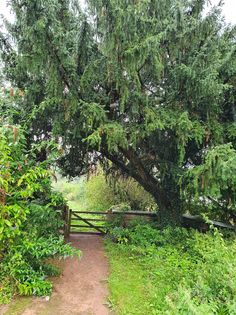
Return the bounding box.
[2,235,111,315]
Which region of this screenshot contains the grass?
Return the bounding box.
[105,225,236,314]
[105,242,155,315]
[105,240,171,315]
[53,174,113,233]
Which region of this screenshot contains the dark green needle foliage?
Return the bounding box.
[1,0,236,224]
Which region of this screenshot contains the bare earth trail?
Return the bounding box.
[2,235,111,315]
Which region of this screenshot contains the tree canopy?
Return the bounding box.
[1,0,236,224]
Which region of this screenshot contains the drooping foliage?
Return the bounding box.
[0,0,236,224]
[184,143,236,222]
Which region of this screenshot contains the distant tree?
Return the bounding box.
[0,0,236,224]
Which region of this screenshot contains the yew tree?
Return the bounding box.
[1,0,236,224]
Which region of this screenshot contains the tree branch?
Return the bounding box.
[102,147,162,202]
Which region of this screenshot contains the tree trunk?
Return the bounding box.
[104,150,183,226]
[155,178,183,227]
[157,197,182,227]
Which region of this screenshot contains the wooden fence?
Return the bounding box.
[63,206,236,237]
[63,208,158,237]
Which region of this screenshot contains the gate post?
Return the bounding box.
[68,208,72,236]
[63,205,71,239]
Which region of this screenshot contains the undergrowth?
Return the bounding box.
[0,126,80,304]
[106,223,236,314]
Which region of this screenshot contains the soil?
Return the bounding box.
[1,235,111,315]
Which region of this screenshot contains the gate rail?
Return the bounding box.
[63,207,235,237]
[64,208,107,236]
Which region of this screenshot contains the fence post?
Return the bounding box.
[68,208,72,236]
[63,205,71,239]
[63,205,67,238]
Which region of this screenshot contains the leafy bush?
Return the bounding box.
[0,235,78,301]
[84,171,156,212]
[84,173,117,211]
[106,223,236,314]
[25,201,63,237]
[108,176,157,211]
[0,125,80,303]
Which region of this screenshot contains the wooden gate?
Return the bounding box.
[63,207,236,237]
[64,208,107,236]
[63,208,158,237]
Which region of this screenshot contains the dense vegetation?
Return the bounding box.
[54,170,156,212]
[106,224,236,314]
[0,0,236,312]
[0,123,79,304]
[52,174,236,314]
[0,0,235,224]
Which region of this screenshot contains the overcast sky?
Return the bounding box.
[0,0,235,24]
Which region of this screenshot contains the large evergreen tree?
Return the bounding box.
[1,0,236,224]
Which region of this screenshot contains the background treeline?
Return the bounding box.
[54,169,156,212]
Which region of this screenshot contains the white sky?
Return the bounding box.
[0,0,235,24]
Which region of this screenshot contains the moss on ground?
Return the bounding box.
[4,297,32,315]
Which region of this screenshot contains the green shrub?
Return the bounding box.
[0,125,80,304]
[25,202,63,237]
[109,176,157,211]
[166,230,236,314]
[84,173,116,211]
[106,223,236,314]
[0,235,79,300]
[108,223,189,247]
